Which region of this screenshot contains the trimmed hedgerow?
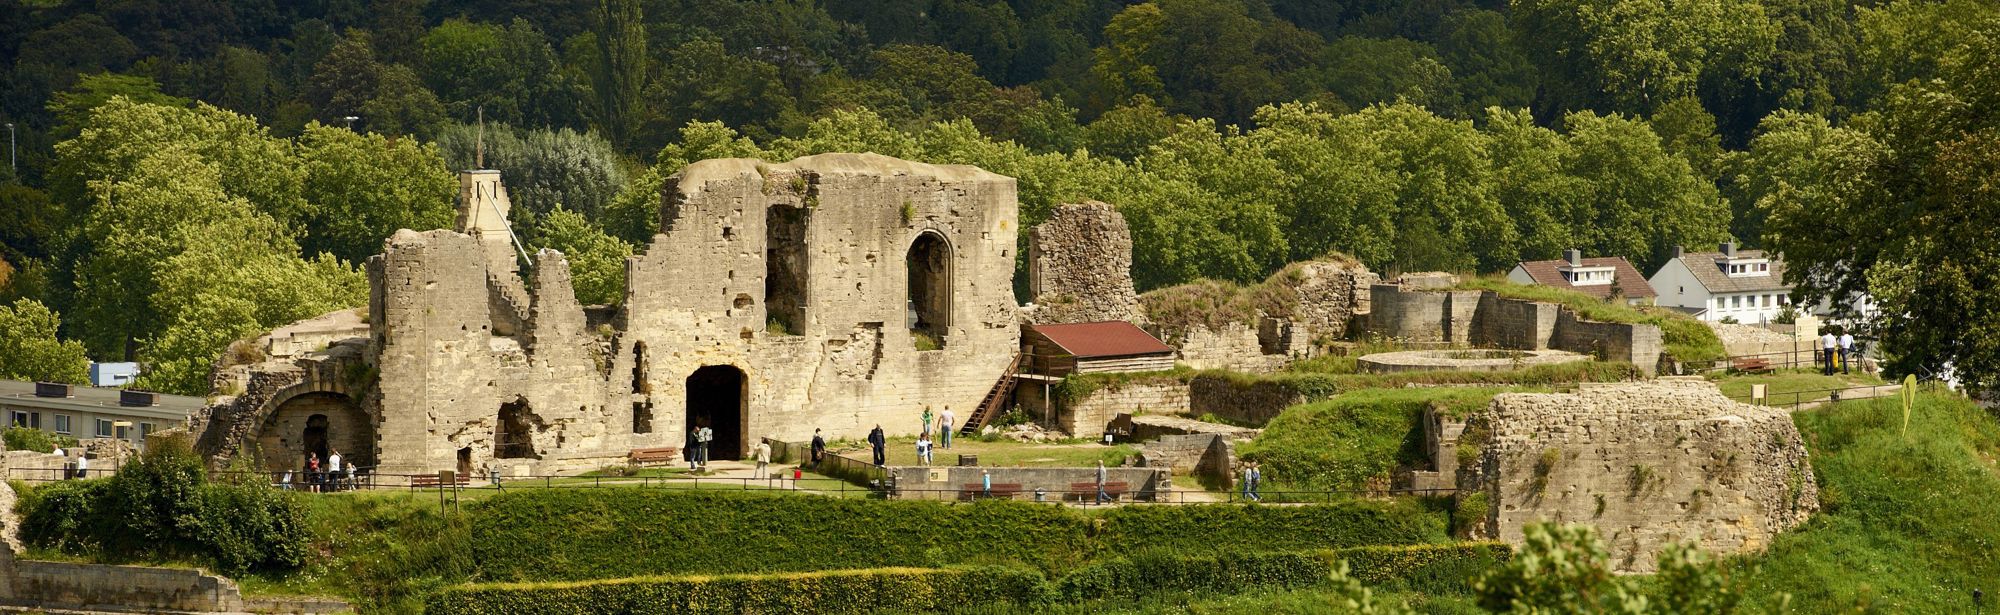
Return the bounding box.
[1052,550,1329,601]
[1329,542,1512,595]
[468,489,1096,581]
[1092,499,1450,554]
[426,566,1046,615]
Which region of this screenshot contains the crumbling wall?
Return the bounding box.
[1461,379,1818,572]
[1049,380,1190,437]
[1028,201,1142,325]
[1168,323,1289,372]
[1370,284,1664,374]
[1187,374,1306,427]
[1278,260,1378,340]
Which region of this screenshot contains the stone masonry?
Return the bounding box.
[1459,379,1818,572]
[197,153,1021,478]
[1028,201,1142,325]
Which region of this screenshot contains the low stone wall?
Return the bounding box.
[886,466,1168,501]
[1188,375,1306,427]
[1551,310,1663,374]
[1043,380,1191,438]
[1136,434,1236,489]
[10,561,248,613]
[1369,285,1664,374]
[1127,415,1258,442]
[1459,379,1818,572]
[1168,323,1289,373]
[1472,293,1559,350]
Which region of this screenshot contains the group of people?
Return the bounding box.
[1820,329,1857,375]
[686,424,714,471]
[280,449,354,492]
[844,405,958,469]
[1240,461,1263,502]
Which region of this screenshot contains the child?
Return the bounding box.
[916,433,934,465]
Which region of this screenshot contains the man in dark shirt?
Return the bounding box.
[867,425,887,466]
[810,428,826,467]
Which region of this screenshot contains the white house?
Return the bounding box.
[1648,241,1795,323]
[1506,249,1657,305]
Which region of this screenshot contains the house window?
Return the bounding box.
[10,411,26,427]
[1732,296,1743,308]
[95,419,113,438]
[140,422,155,438]
[54,415,71,434]
[1758,263,1768,272]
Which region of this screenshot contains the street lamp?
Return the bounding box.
[342,116,359,131]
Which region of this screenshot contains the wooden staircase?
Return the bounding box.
[960,353,1023,437]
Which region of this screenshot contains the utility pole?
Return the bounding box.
[5,123,14,178]
[475,105,485,169]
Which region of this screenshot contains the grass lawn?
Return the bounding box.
[1238,386,1527,498]
[1708,368,1885,405]
[829,435,1137,468]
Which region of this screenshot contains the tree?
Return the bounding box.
[418,18,580,128]
[1515,0,1778,114]
[531,209,633,305]
[46,73,190,139]
[602,121,770,243]
[578,0,649,148]
[305,31,445,135]
[1476,523,1645,613]
[1561,110,1728,272]
[0,299,89,384]
[296,123,458,264]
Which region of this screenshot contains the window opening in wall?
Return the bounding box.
[632,342,653,434]
[906,231,953,349]
[685,365,746,461]
[457,447,473,477]
[9,411,25,427]
[766,205,809,335]
[96,419,113,437]
[496,398,539,459]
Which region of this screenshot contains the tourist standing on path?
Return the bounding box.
[1839,331,1855,374]
[73,453,87,480]
[921,406,934,438]
[696,426,714,469]
[327,449,343,492]
[981,469,992,497]
[916,433,933,465]
[1095,460,1112,504]
[939,406,956,449]
[688,426,702,471]
[1241,462,1260,502]
[1821,330,1839,375]
[868,424,887,466]
[1249,463,1263,502]
[751,439,771,479]
[810,428,826,466]
[307,453,321,492]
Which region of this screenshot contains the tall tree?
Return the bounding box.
[0,299,89,384]
[296,123,458,264]
[580,0,649,148]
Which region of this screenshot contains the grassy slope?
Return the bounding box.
[1237,387,1521,494]
[1735,392,2000,612]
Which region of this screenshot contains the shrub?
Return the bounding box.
[14,438,310,574]
[427,566,1045,615]
[2,426,76,453]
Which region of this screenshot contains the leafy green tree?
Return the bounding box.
[532,208,634,305]
[296,123,458,264]
[0,299,90,384]
[1485,107,1587,262]
[305,31,445,135]
[603,121,771,243]
[1515,0,1778,114]
[0,184,64,260]
[646,38,798,144]
[1561,110,1728,271]
[1315,37,1459,116]
[1081,96,1183,160]
[435,122,627,225]
[46,73,191,139]
[51,98,305,226]
[1476,523,1645,613]
[578,0,649,148]
[419,18,580,128]
[1438,10,1539,113]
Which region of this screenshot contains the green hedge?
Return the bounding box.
[427,566,1045,615]
[1052,551,1328,601]
[1329,542,1512,594]
[467,490,1448,583]
[468,489,1095,581]
[1093,500,1449,554]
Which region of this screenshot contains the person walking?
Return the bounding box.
[751,439,771,480]
[1248,462,1263,502]
[939,406,956,450]
[1821,329,1839,376]
[916,433,933,465]
[810,428,826,467]
[921,406,935,438]
[867,424,887,466]
[1095,460,1112,504]
[1240,462,1257,502]
[73,453,87,480]
[688,425,703,471]
[1839,330,1856,374]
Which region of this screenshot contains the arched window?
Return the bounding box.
[906,232,952,350]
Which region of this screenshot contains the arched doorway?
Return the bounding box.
[496,397,540,459]
[907,231,952,349]
[257,391,372,471]
[685,365,746,460]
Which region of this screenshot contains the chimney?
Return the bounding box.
[120,390,160,407]
[1673,245,1684,259]
[1564,248,1582,267]
[1720,240,1737,257]
[33,382,72,398]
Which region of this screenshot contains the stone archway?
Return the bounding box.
[907,231,953,348]
[256,392,372,472]
[685,365,746,460]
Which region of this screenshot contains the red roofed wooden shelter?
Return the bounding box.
[1022,321,1176,377]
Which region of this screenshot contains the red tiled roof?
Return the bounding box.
[1028,321,1175,358]
[1515,256,1659,299]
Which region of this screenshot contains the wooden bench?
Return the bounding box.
[1730,357,1773,374]
[1068,481,1130,502]
[409,474,471,489]
[628,447,681,466]
[958,483,1024,500]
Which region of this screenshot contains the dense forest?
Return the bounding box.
[1,0,1997,393]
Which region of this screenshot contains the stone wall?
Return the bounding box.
[1271,259,1378,341]
[1369,284,1664,374]
[887,465,1169,501]
[1459,379,1818,572]
[1136,433,1237,488]
[1027,202,1142,324]
[1169,323,1289,372]
[1045,380,1190,437]
[1187,374,1306,427]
